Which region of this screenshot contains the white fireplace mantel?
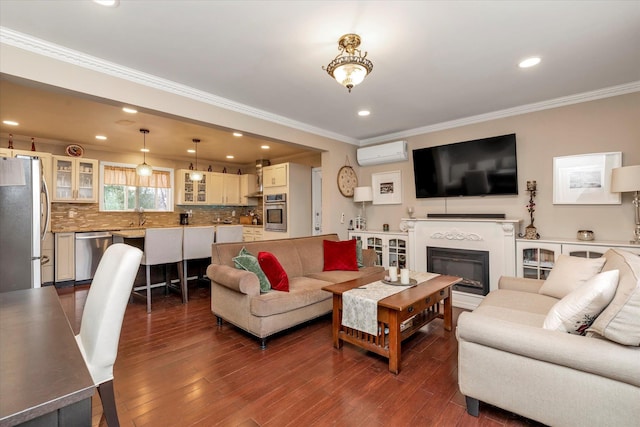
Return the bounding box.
[402,217,522,309]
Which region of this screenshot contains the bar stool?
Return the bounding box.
[182,226,215,302]
[215,225,243,243]
[134,227,183,313]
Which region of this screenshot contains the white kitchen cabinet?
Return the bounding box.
[176,169,209,205]
[240,174,258,206]
[516,238,640,279]
[41,232,54,285]
[0,148,11,157]
[205,172,241,205]
[52,156,98,203]
[263,163,287,188]
[55,232,75,282]
[349,231,408,269]
[243,226,263,242]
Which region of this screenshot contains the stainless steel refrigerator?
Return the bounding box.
[0,156,50,292]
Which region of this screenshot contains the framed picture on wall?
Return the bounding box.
[372,170,402,205]
[552,152,622,204]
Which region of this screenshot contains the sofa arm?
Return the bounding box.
[206,264,260,296]
[457,312,640,388]
[362,248,377,267]
[498,276,543,293]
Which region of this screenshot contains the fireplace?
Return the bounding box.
[427,247,490,296]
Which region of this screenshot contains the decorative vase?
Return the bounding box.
[524,225,539,240]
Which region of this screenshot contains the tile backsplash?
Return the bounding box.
[51,202,262,232]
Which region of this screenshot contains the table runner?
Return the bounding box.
[341,272,440,335]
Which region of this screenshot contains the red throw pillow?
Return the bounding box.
[323,239,359,271]
[257,251,289,292]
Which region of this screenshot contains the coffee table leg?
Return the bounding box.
[388,310,401,374]
[332,295,343,349]
[443,286,452,332]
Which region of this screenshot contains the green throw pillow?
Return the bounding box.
[356,239,364,268]
[239,246,253,257]
[233,254,271,293]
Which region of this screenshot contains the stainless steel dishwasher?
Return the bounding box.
[75,231,113,282]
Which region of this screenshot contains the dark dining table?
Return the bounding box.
[0,286,94,427]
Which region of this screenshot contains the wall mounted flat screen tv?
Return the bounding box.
[413,133,518,198]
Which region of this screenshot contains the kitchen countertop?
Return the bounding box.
[53,224,263,234]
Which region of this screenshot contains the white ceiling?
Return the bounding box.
[1,1,639,163]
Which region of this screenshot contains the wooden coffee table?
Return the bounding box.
[322,272,461,374]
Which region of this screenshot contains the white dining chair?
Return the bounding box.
[75,243,143,427]
[182,225,215,302]
[135,227,184,313]
[215,225,244,243]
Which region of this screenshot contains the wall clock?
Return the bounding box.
[337,165,358,197]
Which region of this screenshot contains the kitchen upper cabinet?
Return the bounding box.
[12,149,52,194]
[176,169,209,205]
[263,163,287,188]
[52,156,98,203]
[206,172,241,205]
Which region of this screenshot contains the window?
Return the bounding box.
[99,162,174,212]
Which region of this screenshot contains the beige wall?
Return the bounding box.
[2,44,638,242]
[360,93,640,241]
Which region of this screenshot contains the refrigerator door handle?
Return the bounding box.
[41,176,50,240]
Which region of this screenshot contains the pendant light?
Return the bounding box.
[189,138,203,181]
[323,33,373,93]
[136,128,153,176]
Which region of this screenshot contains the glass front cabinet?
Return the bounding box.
[52,156,98,203]
[349,231,408,269]
[176,169,208,205]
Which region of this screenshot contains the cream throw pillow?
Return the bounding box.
[587,249,640,346]
[543,270,619,335]
[538,255,606,299]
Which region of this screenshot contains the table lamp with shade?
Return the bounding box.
[353,186,373,231]
[611,165,640,244]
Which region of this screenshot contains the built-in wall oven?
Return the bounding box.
[265,193,287,232]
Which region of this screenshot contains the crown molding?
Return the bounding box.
[0,27,360,146]
[360,81,640,146]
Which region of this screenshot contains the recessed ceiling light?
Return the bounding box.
[226,155,234,159]
[140,148,150,153]
[233,132,243,137]
[519,57,541,68]
[187,149,196,153]
[358,110,371,117]
[122,107,137,114]
[93,0,119,7]
[261,145,270,149]
[2,120,19,126]
[95,135,107,140]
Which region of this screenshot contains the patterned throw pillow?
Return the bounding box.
[543,270,619,335]
[233,247,270,293]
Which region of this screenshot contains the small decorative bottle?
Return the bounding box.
[222,167,227,173]
[208,165,212,172]
[8,133,13,149]
[189,163,194,170]
[30,137,36,151]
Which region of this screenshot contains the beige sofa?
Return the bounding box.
[206,233,384,348]
[457,249,640,427]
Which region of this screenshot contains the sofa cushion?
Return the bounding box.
[473,289,557,327]
[538,254,606,299]
[587,249,640,346]
[258,251,289,292]
[323,239,358,271]
[250,276,333,317]
[293,234,339,275]
[543,269,619,335]
[233,253,271,293]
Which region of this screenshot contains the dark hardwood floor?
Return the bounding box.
[57,282,544,427]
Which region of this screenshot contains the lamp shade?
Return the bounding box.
[611,165,640,193]
[353,186,373,202]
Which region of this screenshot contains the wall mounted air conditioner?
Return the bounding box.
[357,140,408,166]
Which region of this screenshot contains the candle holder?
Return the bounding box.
[519,180,540,239]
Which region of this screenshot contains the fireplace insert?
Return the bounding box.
[427,247,490,296]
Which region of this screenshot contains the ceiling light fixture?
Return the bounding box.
[3,120,19,126]
[519,57,541,68]
[233,132,243,137]
[226,155,234,159]
[323,33,373,93]
[93,0,119,7]
[261,145,270,149]
[136,129,153,177]
[95,135,107,140]
[189,139,203,181]
[358,110,371,117]
[122,107,137,114]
